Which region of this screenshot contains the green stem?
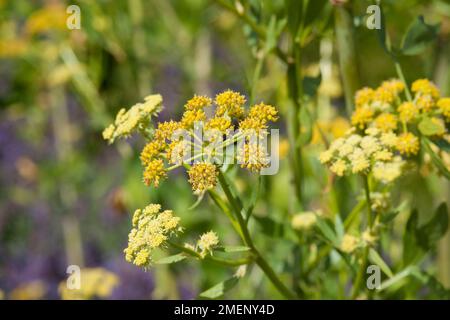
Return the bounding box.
[212,0,288,63]
[394,60,412,101]
[286,46,304,206]
[351,175,374,299]
[168,241,253,267]
[351,247,369,299]
[334,4,360,116]
[217,171,297,299]
[363,175,374,229]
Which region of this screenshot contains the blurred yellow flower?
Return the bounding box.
[291,212,317,231]
[10,280,47,300]
[59,268,119,300]
[340,234,359,253]
[396,132,419,156]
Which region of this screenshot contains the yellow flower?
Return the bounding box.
[373,157,404,183]
[197,231,219,256]
[374,149,393,161]
[360,136,381,156]
[362,229,378,246]
[205,116,232,132]
[374,113,398,132]
[154,121,182,141]
[59,268,119,300]
[10,280,47,300]
[124,204,181,268]
[437,98,450,122]
[239,116,267,133]
[215,90,246,118]
[291,212,317,231]
[319,149,334,164]
[140,141,165,166]
[330,159,347,176]
[330,117,351,138]
[349,148,370,173]
[184,95,212,110]
[340,234,359,253]
[411,79,440,99]
[416,94,435,112]
[188,162,218,192]
[248,103,279,123]
[380,132,398,147]
[237,142,270,172]
[396,132,419,156]
[143,159,167,187]
[166,140,190,165]
[102,94,163,144]
[181,109,206,128]
[381,79,405,96]
[351,106,374,129]
[398,102,419,123]
[374,86,395,105]
[355,87,374,108]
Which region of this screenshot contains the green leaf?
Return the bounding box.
[401,16,440,56]
[418,117,446,136]
[379,266,417,291]
[417,202,448,249]
[369,249,394,278]
[315,215,339,246]
[155,253,186,265]
[216,246,251,253]
[403,209,421,266]
[199,277,239,299]
[302,74,322,98]
[254,216,284,237]
[380,210,400,224]
[334,214,345,242]
[434,138,450,152]
[299,105,314,146]
[264,15,278,54]
[304,0,328,27]
[284,0,303,36]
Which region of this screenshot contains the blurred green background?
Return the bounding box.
[0,0,449,299]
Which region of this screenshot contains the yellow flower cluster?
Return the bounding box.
[351,79,449,134]
[215,90,246,118]
[438,98,450,122]
[9,280,47,300]
[124,204,181,268]
[237,141,270,172]
[188,162,219,192]
[291,212,317,231]
[105,90,278,191]
[197,231,220,257]
[102,94,163,144]
[340,234,359,254]
[58,268,119,300]
[319,128,405,182]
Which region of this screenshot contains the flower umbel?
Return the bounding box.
[124,204,181,268]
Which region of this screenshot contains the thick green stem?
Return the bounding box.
[351,175,374,299]
[334,5,360,116]
[286,47,304,206]
[363,175,374,229]
[217,171,297,299]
